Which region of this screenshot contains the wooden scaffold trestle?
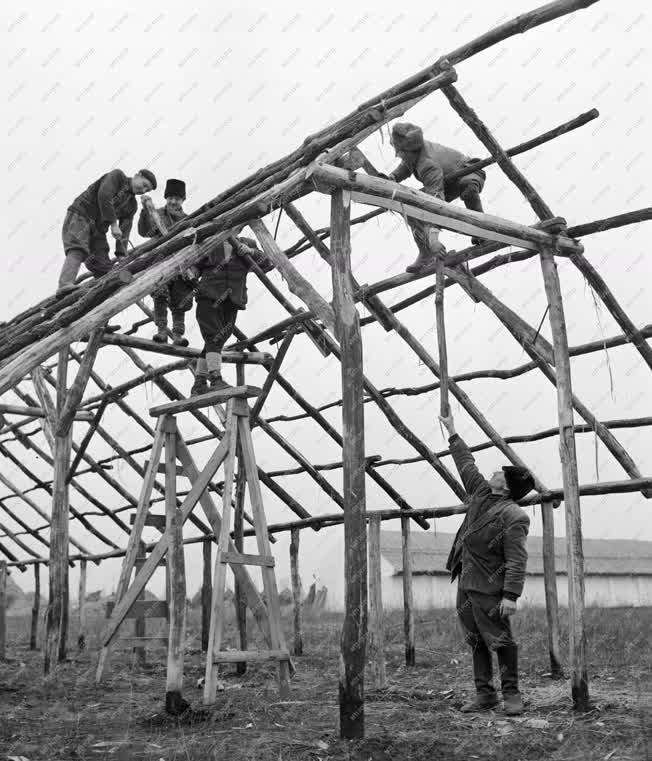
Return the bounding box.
[0,0,650,740]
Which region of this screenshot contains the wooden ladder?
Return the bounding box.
[203,394,291,704]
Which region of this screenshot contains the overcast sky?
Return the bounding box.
[3,0,651,597]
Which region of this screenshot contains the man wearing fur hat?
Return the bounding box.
[57,168,157,294]
[190,231,268,396]
[386,122,487,272]
[439,411,533,716]
[137,178,194,346]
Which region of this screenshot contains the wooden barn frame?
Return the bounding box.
[0,0,650,739]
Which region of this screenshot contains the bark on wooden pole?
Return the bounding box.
[134,541,147,667]
[539,246,589,710]
[367,515,386,690]
[401,516,416,667]
[331,189,367,739]
[201,539,212,654]
[541,501,563,678]
[233,363,248,674]
[164,415,187,715]
[30,563,40,650]
[0,561,6,660]
[44,349,72,673]
[289,527,303,656]
[77,559,87,651]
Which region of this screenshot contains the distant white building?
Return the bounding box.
[313,530,652,611]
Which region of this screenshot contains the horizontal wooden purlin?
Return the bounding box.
[0,404,94,422]
[124,600,168,619]
[213,649,290,663]
[94,333,273,365]
[311,165,582,254]
[149,386,261,417]
[219,551,275,567]
[119,636,168,643]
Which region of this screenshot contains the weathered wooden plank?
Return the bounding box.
[201,539,212,653]
[149,386,261,417]
[219,551,275,567]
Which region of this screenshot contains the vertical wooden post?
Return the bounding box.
[367,515,386,690]
[201,538,212,653]
[401,515,415,667]
[539,245,589,710]
[435,257,450,417]
[331,189,367,739]
[45,349,72,673]
[134,541,147,667]
[0,561,7,660]
[541,501,563,677]
[77,559,87,651]
[234,362,247,674]
[289,527,303,656]
[31,563,40,650]
[164,415,187,715]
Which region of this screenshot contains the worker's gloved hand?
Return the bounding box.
[499,598,517,618]
[141,195,154,209]
[183,266,199,281]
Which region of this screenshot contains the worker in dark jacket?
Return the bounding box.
[57,168,157,294]
[387,122,487,272]
[137,178,194,346]
[439,412,533,716]
[190,232,267,396]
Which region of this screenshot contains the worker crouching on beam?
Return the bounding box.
[190,230,268,396]
[138,178,194,346]
[57,168,157,294]
[385,122,487,272]
[439,411,533,716]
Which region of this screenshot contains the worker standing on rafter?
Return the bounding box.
[439,411,533,716]
[137,178,194,346]
[57,168,157,294]
[386,122,487,272]
[190,230,268,396]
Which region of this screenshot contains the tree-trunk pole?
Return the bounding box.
[435,257,450,418]
[0,561,6,660]
[401,516,416,667]
[539,246,589,710]
[541,501,563,678]
[30,563,40,650]
[331,189,367,739]
[201,539,212,654]
[77,559,87,651]
[44,349,72,673]
[289,527,303,656]
[367,515,386,689]
[233,363,248,674]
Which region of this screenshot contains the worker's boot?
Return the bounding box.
[406,238,447,273]
[497,644,524,716]
[190,373,209,396]
[460,640,499,712]
[460,185,487,247]
[171,311,189,347]
[152,299,168,343]
[208,370,232,392]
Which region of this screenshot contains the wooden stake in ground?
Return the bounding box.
[290,527,303,656]
[201,539,212,654]
[401,515,415,667]
[541,501,563,678]
[330,189,367,739]
[77,559,87,651]
[539,245,589,710]
[0,560,6,660]
[164,416,187,715]
[31,563,40,650]
[44,349,73,673]
[367,515,386,690]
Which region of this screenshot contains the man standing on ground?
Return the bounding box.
[440,411,533,716]
[137,178,194,346]
[57,168,157,294]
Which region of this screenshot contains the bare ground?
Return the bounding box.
[1,606,650,760]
